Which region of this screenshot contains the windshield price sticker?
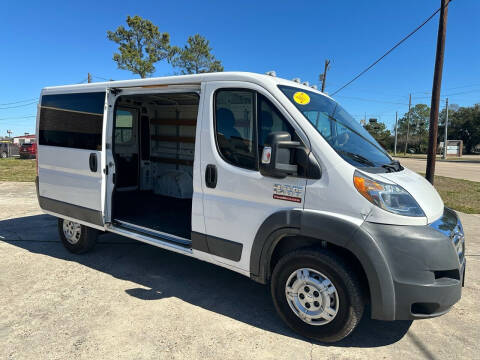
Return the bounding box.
[293,92,310,105]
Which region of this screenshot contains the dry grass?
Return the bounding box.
[1,157,478,213]
[431,175,480,214]
[0,158,36,182]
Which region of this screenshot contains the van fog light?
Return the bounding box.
[353,171,425,217]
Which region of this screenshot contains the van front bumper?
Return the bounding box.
[362,207,465,320]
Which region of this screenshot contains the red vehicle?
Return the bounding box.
[19,143,37,159]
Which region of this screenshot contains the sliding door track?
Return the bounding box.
[109,219,192,254]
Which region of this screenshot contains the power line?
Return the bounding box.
[336,95,408,105]
[0,101,38,110]
[411,82,480,95]
[0,115,36,121]
[0,98,37,106]
[331,2,450,96]
[412,88,480,99]
[92,74,111,81]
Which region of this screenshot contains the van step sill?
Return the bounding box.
[113,219,192,247]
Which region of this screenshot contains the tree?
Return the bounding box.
[107,16,171,78]
[397,104,430,153]
[364,120,393,150]
[170,34,224,74]
[444,104,480,153]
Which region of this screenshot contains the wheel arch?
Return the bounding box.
[250,209,397,320]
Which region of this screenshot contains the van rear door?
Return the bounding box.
[37,91,106,229]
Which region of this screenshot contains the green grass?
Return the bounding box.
[0,158,36,182]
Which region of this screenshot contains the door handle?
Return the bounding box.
[205,164,217,188]
[89,153,98,172]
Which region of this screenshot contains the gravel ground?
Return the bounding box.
[0,182,479,360]
[394,157,480,182]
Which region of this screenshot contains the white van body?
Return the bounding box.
[36,72,465,342]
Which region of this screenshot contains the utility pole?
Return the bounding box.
[443,97,449,159]
[87,73,92,83]
[426,0,449,184]
[394,111,398,156]
[320,60,330,92]
[6,130,12,158]
[404,94,412,155]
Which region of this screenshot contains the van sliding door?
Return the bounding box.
[37,91,106,229]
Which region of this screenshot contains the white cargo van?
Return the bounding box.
[35,72,466,342]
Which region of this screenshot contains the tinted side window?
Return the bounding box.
[258,94,295,148]
[39,92,105,150]
[215,90,257,170]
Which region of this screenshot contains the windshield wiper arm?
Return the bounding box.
[338,150,376,167]
[382,160,403,172]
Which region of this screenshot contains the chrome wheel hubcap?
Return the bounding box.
[285,268,339,326]
[63,220,81,244]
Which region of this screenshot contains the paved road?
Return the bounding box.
[1,182,479,359]
[394,157,480,182]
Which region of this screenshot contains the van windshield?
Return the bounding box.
[279,85,393,168]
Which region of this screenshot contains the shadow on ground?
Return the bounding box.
[0,214,412,347]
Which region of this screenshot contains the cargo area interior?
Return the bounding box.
[112,92,199,241]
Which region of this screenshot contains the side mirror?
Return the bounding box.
[260,131,322,179]
[260,132,301,178]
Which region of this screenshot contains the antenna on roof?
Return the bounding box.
[292,78,301,83]
[265,71,276,77]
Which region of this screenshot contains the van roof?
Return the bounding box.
[41,71,332,99]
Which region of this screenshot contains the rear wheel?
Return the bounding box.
[1,151,7,158]
[271,249,365,343]
[58,218,97,254]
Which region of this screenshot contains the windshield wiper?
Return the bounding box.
[382,160,403,173]
[338,150,376,167]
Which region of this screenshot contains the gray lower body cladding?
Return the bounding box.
[361,207,465,320]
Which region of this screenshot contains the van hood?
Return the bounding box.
[377,167,444,224]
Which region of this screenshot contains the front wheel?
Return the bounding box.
[271,249,365,343]
[1,151,7,158]
[58,218,97,254]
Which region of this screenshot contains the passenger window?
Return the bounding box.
[115,108,135,145]
[304,111,331,139]
[257,94,295,148]
[215,90,257,170]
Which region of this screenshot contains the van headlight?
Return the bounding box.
[353,171,425,217]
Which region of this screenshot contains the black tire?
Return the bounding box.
[271,249,365,343]
[58,218,97,254]
[1,152,7,158]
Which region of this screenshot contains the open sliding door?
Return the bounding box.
[37,91,107,229]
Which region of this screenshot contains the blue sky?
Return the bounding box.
[1,0,479,136]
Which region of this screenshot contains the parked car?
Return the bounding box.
[0,142,19,158]
[35,72,466,342]
[19,142,37,159]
